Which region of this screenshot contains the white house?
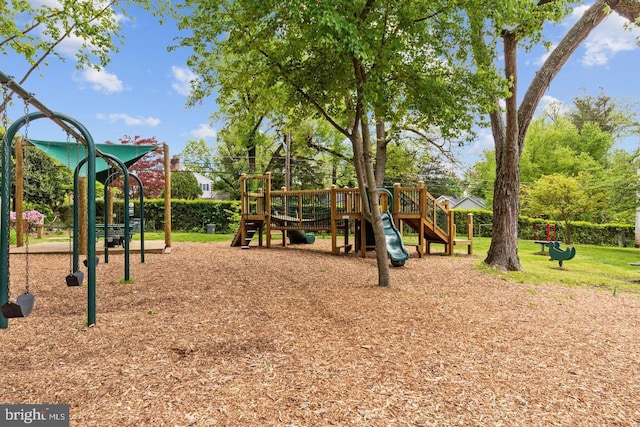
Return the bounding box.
[170,156,227,200]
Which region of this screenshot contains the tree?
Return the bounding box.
[596,149,640,224]
[116,135,165,198]
[179,138,217,176]
[169,171,202,199]
[17,144,73,216]
[468,0,640,271]
[175,0,497,286]
[569,90,640,138]
[521,173,601,244]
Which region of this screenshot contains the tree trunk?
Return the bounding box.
[361,115,391,287]
[484,0,640,270]
[484,30,522,271]
[246,116,264,174]
[564,220,572,245]
[351,61,391,287]
[374,118,387,187]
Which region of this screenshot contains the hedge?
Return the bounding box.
[57,200,634,246]
[453,209,635,247]
[58,199,241,234]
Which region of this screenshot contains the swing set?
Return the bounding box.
[0,69,150,329]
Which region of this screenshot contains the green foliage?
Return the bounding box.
[467,92,640,227]
[6,144,73,215]
[179,139,217,176]
[453,209,635,247]
[72,199,242,234]
[1,0,172,82]
[569,90,640,138]
[169,171,202,200]
[174,0,501,185]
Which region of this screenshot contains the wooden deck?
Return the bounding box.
[9,240,167,254]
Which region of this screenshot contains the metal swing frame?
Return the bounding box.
[0,70,99,329]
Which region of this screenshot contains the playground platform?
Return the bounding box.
[233,173,474,258]
[9,240,167,255]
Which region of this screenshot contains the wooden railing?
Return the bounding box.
[237,176,471,255]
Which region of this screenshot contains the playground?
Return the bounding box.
[2,241,639,425]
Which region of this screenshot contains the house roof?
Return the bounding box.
[437,195,486,209]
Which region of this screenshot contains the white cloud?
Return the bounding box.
[467,129,495,159]
[74,68,124,94]
[582,12,639,66]
[171,66,198,96]
[565,4,640,66]
[96,113,160,127]
[537,95,570,116]
[191,124,217,140]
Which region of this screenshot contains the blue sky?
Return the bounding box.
[2,3,640,169]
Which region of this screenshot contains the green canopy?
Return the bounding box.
[28,139,157,183]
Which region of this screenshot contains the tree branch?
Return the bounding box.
[518,0,620,146]
[257,48,353,139]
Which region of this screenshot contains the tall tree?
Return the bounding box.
[468,0,640,271]
[117,135,165,198]
[175,0,497,286]
[169,170,202,200]
[569,90,640,138]
[521,173,602,244]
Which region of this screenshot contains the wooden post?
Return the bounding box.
[78,176,87,255]
[447,203,454,255]
[240,174,247,247]
[330,185,339,254]
[467,213,474,255]
[107,187,114,227]
[163,144,172,250]
[265,172,271,248]
[417,181,426,257]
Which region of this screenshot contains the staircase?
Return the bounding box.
[402,217,450,256]
[230,220,264,248]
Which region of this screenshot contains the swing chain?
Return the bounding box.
[1,81,10,129]
[2,83,11,300]
[66,131,73,274]
[23,98,30,294]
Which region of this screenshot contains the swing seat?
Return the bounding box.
[1,292,35,318]
[83,256,99,267]
[66,271,84,287]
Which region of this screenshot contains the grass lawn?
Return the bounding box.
[471,237,640,294]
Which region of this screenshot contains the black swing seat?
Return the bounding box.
[66,270,84,287]
[1,292,35,318]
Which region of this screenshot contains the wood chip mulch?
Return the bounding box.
[1,241,639,426]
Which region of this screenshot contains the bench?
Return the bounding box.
[96,219,141,247]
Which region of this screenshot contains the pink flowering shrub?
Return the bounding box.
[10,210,45,224]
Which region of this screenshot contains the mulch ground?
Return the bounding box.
[1,241,639,426]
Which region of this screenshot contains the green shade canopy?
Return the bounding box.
[28,139,157,183]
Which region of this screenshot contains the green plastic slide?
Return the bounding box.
[381,211,410,267]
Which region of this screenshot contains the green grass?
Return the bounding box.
[471,237,640,294]
[132,231,229,243]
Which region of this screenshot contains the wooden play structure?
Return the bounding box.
[231,173,474,257]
